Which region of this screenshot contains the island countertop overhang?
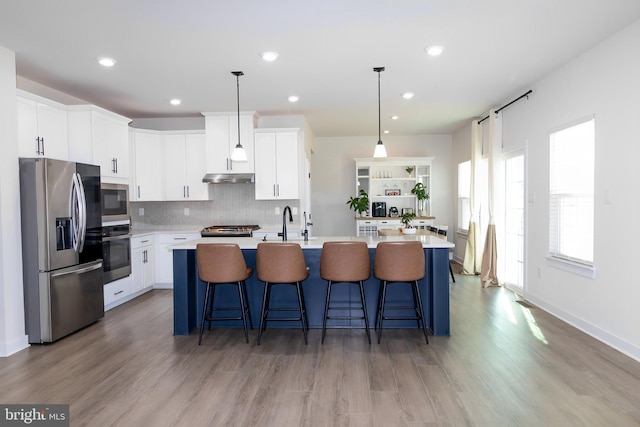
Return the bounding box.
[168,235,455,250]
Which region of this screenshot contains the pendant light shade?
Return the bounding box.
[230,71,247,162]
[373,66,387,158]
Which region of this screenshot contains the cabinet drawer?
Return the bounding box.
[104,276,133,306]
[131,234,154,249]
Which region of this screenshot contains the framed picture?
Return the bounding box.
[385,188,401,196]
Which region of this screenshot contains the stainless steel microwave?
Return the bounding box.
[101,183,129,224]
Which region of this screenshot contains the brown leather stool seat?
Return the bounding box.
[374,241,429,344]
[320,241,371,344]
[256,243,310,345]
[196,243,253,344]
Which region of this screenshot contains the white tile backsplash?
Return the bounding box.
[130,183,300,231]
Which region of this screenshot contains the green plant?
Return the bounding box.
[411,182,429,213]
[346,189,369,215]
[405,166,414,176]
[401,211,416,228]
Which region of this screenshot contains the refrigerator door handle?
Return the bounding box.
[71,173,87,253]
[51,261,103,278]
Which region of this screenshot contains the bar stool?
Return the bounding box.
[374,241,429,344]
[320,241,371,344]
[196,243,253,345]
[436,227,456,283]
[256,243,310,345]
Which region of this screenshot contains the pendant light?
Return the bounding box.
[373,66,387,158]
[230,71,248,162]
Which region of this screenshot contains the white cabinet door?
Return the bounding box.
[131,236,155,292]
[254,132,277,199]
[68,106,131,182]
[163,134,187,201]
[204,114,255,174]
[184,133,208,200]
[274,131,299,199]
[155,233,199,287]
[255,130,299,200]
[94,113,130,181]
[132,130,163,201]
[17,96,69,160]
[163,133,208,201]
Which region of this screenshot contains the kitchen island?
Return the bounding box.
[170,234,454,337]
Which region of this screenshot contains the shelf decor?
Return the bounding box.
[385,189,401,196]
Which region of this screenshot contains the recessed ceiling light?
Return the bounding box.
[170,99,182,106]
[97,57,116,67]
[391,115,399,120]
[384,130,390,134]
[261,51,279,62]
[425,45,444,57]
[402,92,415,99]
[288,95,299,103]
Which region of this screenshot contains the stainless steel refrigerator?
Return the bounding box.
[19,158,104,343]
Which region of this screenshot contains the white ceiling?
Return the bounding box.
[2,0,640,137]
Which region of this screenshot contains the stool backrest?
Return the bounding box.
[320,241,370,282]
[374,241,425,282]
[196,243,249,283]
[256,243,308,283]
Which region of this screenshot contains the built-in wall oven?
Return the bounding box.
[101,183,129,223]
[102,222,131,284]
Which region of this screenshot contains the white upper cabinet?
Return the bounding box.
[130,129,163,201]
[254,129,300,200]
[17,91,69,160]
[202,112,256,174]
[163,132,208,201]
[67,105,131,183]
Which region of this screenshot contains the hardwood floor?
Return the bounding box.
[2,273,640,426]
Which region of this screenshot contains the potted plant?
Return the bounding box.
[405,166,414,177]
[400,211,416,234]
[411,182,429,217]
[347,189,370,217]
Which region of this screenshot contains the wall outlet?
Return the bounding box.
[138,207,144,216]
[292,207,298,215]
[275,207,280,215]
[184,208,189,216]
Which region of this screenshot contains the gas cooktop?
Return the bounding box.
[200,225,261,237]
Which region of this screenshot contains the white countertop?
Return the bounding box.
[169,235,454,250]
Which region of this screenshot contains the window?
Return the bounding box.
[457,161,471,232]
[549,118,594,266]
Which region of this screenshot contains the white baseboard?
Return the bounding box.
[0,334,29,357]
[524,293,640,363]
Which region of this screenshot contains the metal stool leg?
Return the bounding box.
[198,283,212,345]
[257,282,271,345]
[322,280,332,344]
[236,281,249,343]
[242,280,253,329]
[296,281,308,345]
[412,280,429,344]
[358,280,371,344]
[377,280,388,344]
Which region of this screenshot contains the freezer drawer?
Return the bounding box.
[32,261,104,343]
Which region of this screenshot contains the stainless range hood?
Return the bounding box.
[202,173,255,184]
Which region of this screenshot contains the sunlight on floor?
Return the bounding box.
[499,290,518,325]
[520,306,548,345]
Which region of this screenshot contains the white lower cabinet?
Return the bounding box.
[154,233,200,288]
[104,276,133,310]
[132,235,155,293]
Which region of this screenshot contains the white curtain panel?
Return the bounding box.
[462,120,483,275]
[480,110,500,287]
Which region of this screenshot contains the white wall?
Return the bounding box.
[453,19,640,360]
[0,45,29,356]
[311,135,453,236]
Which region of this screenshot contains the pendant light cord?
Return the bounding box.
[236,73,241,147]
[378,70,381,143]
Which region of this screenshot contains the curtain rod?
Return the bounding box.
[478,89,533,124]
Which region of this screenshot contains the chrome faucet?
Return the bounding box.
[303,212,308,241]
[282,206,293,241]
